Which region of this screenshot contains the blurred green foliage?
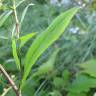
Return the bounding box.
[1,0,96,96]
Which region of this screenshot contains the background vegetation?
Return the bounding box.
[1,0,96,96]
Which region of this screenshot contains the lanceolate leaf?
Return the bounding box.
[21,7,79,88]
[19,32,36,48]
[12,39,21,70]
[0,11,11,27]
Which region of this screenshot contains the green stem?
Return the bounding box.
[12,0,23,90]
[12,0,20,38]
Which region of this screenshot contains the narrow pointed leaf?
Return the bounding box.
[19,32,36,48]
[0,11,11,27]
[21,7,79,88]
[12,39,21,70]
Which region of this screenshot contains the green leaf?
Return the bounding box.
[0,5,8,10]
[67,74,96,93]
[21,7,79,88]
[32,49,59,78]
[19,32,36,48]
[0,11,11,27]
[12,39,21,70]
[78,59,96,78]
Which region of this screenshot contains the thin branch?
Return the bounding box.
[0,64,20,96]
[12,0,20,38]
[12,0,23,77]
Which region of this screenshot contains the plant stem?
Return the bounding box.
[12,0,20,38]
[0,64,20,96]
[12,0,23,76]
